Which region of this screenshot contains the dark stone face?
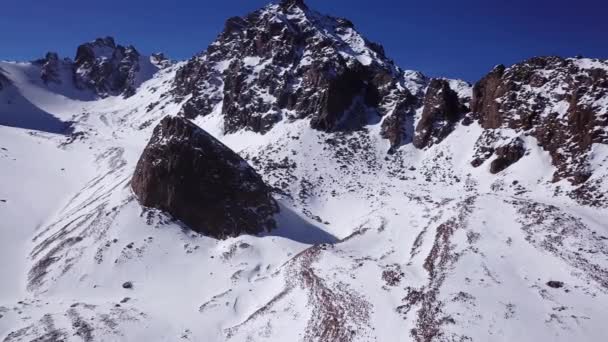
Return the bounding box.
[413,79,467,149]
[471,57,608,184]
[471,64,506,129]
[489,138,526,174]
[131,116,279,239]
[546,281,564,289]
[172,0,426,143]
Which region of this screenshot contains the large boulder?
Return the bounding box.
[131,116,279,239]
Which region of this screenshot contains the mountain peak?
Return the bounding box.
[90,36,117,48]
[174,0,427,146]
[70,37,158,98]
[279,0,308,10]
[75,37,119,64]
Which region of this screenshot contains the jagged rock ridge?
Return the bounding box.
[131,115,279,239]
[168,0,606,189]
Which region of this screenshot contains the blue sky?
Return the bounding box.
[1,0,606,82]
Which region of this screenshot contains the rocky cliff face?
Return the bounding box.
[173,0,430,149]
[489,137,526,174]
[413,79,468,149]
[131,116,279,239]
[471,57,608,184]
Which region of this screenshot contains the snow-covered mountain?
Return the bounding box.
[1,0,607,341]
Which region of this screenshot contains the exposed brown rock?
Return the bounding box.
[490,138,526,174]
[131,116,279,239]
[380,95,418,153]
[413,79,466,149]
[308,66,382,132]
[470,64,506,129]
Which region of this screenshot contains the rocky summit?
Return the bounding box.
[73,37,150,98]
[33,36,161,98]
[173,0,433,149]
[131,115,278,239]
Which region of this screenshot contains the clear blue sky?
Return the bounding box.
[1,0,607,82]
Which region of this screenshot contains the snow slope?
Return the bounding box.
[0,56,607,342]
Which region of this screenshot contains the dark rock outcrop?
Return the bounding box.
[379,99,413,153]
[73,37,148,98]
[413,79,467,149]
[173,0,428,146]
[489,138,526,174]
[470,131,501,168]
[471,56,608,184]
[546,281,564,289]
[29,38,160,97]
[131,116,279,239]
[470,64,506,129]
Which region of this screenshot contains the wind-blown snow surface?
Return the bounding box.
[1,58,608,342]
